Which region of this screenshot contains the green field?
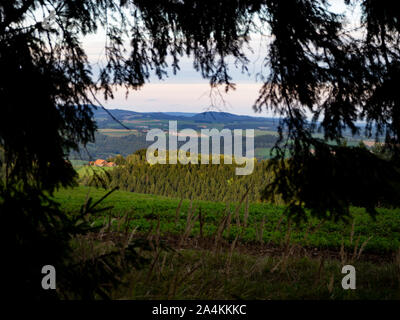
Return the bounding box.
[75,165,115,178]
[69,159,88,167]
[98,129,140,137]
[53,186,400,253]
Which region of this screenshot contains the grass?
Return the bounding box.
[53,186,400,253]
[112,249,400,300]
[54,186,400,300]
[98,129,139,137]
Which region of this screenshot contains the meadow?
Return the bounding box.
[54,186,400,254]
[53,186,400,299]
[75,166,114,178]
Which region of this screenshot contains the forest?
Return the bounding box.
[84,153,270,202]
[71,132,280,160]
[79,147,398,208]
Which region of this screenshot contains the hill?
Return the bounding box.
[90,105,279,130]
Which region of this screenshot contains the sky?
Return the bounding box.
[83,0,360,116]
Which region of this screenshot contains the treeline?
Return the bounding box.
[81,150,276,203]
[77,145,400,207]
[70,131,279,161]
[70,132,151,160]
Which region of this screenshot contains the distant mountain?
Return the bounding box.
[91,106,276,126]
[92,108,178,120]
[90,107,370,135]
[92,108,140,118]
[91,107,184,128]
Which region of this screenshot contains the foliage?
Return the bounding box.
[93,156,270,203]
[2,185,151,299]
[263,144,400,221]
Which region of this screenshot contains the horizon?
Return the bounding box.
[97,105,369,126]
[99,105,276,118]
